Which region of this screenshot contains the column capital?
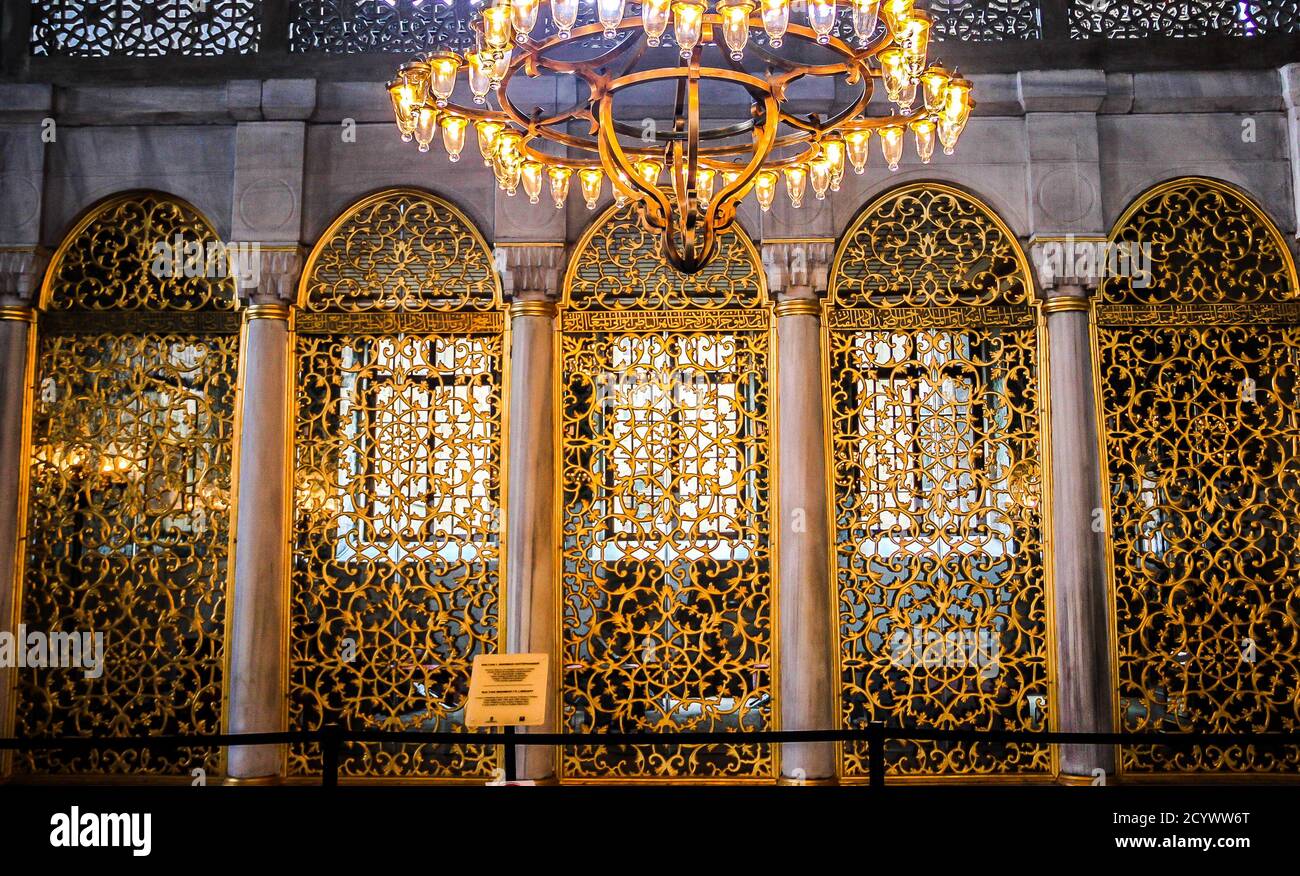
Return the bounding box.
[762,239,834,299]
[1029,235,1108,294]
[0,246,50,308]
[497,242,566,300]
[235,243,306,307]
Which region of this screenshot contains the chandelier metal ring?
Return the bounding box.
[388,0,975,272]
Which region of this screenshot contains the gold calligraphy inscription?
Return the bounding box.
[294,310,504,335]
[1097,303,1300,327]
[40,310,242,335]
[561,308,769,334]
[826,305,1034,331]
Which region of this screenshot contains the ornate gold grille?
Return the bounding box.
[828,184,1052,779]
[1097,178,1300,775]
[289,190,505,779]
[14,193,237,776]
[560,207,774,780]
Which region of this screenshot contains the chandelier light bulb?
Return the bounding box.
[635,158,663,187]
[784,164,807,207]
[898,11,932,78]
[719,0,754,61]
[808,0,836,44]
[579,168,604,209]
[510,0,540,42]
[937,115,962,154]
[762,0,789,48]
[496,130,523,166]
[881,0,913,31]
[823,138,846,186]
[921,63,950,112]
[414,107,438,152]
[522,160,545,203]
[880,124,904,171]
[673,1,706,59]
[943,75,973,124]
[551,0,579,37]
[910,118,935,163]
[722,169,741,194]
[441,114,468,161]
[475,120,504,165]
[809,159,831,199]
[697,167,716,206]
[467,52,491,103]
[491,49,512,87]
[852,0,880,42]
[846,129,870,173]
[504,160,522,196]
[644,0,671,46]
[598,0,627,39]
[482,6,513,51]
[614,172,632,207]
[879,48,907,105]
[754,169,777,211]
[387,80,418,140]
[548,166,573,208]
[898,80,917,113]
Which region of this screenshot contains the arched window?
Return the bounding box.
[289,189,504,779]
[560,206,773,780]
[1097,177,1300,775]
[828,184,1052,779]
[17,192,239,775]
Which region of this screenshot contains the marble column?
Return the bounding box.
[225,246,302,783]
[500,244,563,782]
[0,248,46,761]
[1032,244,1115,783]
[765,242,837,785]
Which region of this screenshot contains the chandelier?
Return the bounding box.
[387,0,974,272]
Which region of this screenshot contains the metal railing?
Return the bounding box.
[3,725,1298,787]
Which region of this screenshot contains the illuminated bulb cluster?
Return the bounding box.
[386,0,974,223]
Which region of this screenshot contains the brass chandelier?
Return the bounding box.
[387,0,974,272]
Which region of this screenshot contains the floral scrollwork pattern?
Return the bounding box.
[1099,179,1300,774]
[560,207,774,780]
[829,185,1051,779]
[289,190,504,779]
[17,193,237,776]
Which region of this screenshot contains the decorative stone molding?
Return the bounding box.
[0,246,49,307]
[498,243,565,299]
[237,244,305,307]
[761,240,834,296]
[1029,235,1108,293]
[1282,63,1300,240]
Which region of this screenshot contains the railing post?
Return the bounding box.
[1039,0,1071,41]
[867,722,885,789]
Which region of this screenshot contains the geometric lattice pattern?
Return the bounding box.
[1070,1,1300,38]
[1098,178,1300,775]
[31,0,259,56]
[560,208,774,780]
[829,185,1053,779]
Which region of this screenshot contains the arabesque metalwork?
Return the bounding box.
[14,192,238,776]
[560,205,774,779]
[1097,177,1300,776]
[829,184,1052,779]
[289,189,506,779]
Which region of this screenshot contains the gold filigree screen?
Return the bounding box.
[290,190,505,779]
[15,193,238,776]
[1097,178,1300,775]
[560,207,774,780]
[829,185,1052,779]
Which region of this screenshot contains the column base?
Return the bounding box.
[221,774,284,787]
[777,775,838,787]
[1056,772,1109,787]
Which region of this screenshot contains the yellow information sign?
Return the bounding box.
[465,653,549,728]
